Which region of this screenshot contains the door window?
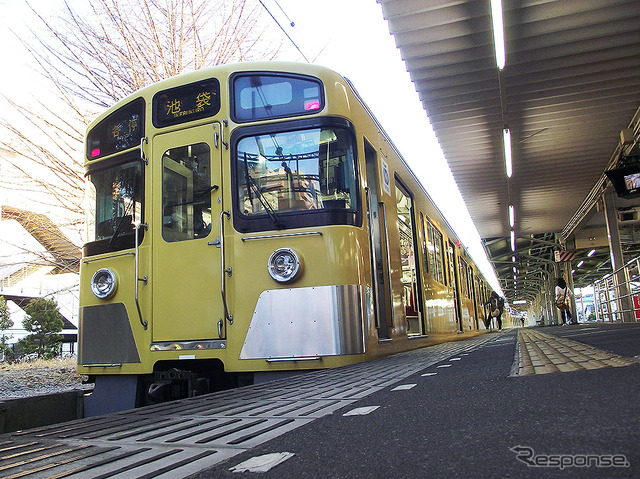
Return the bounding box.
[162,142,212,242]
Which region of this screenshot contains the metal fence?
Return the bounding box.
[593,255,640,322]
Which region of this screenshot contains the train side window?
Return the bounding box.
[447,244,455,288]
[459,257,469,298]
[468,267,474,299]
[422,215,445,284]
[161,142,212,242]
[419,213,429,276]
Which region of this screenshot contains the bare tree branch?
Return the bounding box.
[0,0,283,272]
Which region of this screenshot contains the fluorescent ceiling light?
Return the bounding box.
[510,230,515,252]
[504,128,512,177]
[508,205,515,227]
[490,0,506,70]
[512,256,516,262]
[577,260,584,268]
[513,299,526,305]
[588,249,596,257]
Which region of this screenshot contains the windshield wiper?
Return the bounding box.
[108,207,134,249]
[243,152,285,229]
[194,184,219,199]
[168,184,219,208]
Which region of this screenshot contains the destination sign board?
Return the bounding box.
[153,78,221,128]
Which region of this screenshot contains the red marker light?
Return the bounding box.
[304,100,320,111]
[91,148,101,158]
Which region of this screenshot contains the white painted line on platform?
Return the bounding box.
[421,372,438,377]
[391,384,417,391]
[344,406,380,416]
[437,364,452,368]
[230,452,295,473]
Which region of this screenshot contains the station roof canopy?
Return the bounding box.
[378,0,640,301]
[1,206,81,274]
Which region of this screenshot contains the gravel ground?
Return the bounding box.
[0,358,90,400]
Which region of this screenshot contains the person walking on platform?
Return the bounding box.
[485,291,504,330]
[555,277,573,325]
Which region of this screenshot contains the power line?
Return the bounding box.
[273,0,294,26]
[258,0,309,62]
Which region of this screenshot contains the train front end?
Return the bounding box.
[78,63,371,414]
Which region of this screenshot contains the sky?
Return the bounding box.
[0,0,501,293]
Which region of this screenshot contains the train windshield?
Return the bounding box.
[85,158,144,252]
[236,127,357,219]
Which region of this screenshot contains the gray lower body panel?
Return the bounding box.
[240,285,370,360]
[79,303,141,365]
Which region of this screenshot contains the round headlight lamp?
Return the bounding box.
[267,248,302,283]
[91,268,117,299]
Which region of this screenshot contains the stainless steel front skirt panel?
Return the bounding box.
[240,285,371,360]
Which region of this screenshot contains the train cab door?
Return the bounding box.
[151,123,224,342]
[364,140,393,339]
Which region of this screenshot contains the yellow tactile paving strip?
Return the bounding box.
[516,329,637,376]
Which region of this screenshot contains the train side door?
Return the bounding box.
[395,179,423,335]
[151,123,224,342]
[364,140,393,339]
[471,273,480,330]
[448,241,463,332]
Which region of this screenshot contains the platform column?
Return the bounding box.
[545,275,554,325]
[603,191,635,322]
[553,258,562,325]
[566,260,577,322]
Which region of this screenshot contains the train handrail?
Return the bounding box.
[134,221,148,330]
[241,231,322,242]
[220,210,233,325]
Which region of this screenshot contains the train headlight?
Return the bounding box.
[91,268,117,299]
[267,248,302,283]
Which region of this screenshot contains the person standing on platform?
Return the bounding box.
[555,277,573,325]
[485,291,505,330]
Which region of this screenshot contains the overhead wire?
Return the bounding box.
[273,0,295,26]
[258,0,310,63]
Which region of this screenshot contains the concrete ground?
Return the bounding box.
[192,322,640,479]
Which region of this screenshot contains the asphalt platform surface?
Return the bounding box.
[191,323,640,479]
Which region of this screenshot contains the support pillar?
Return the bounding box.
[566,261,576,323]
[603,191,635,322]
[553,260,562,325]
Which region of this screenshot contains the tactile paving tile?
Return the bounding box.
[515,329,637,376]
[1,333,499,478]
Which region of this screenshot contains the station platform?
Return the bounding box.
[1,323,639,478]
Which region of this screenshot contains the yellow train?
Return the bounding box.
[78,62,503,415]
